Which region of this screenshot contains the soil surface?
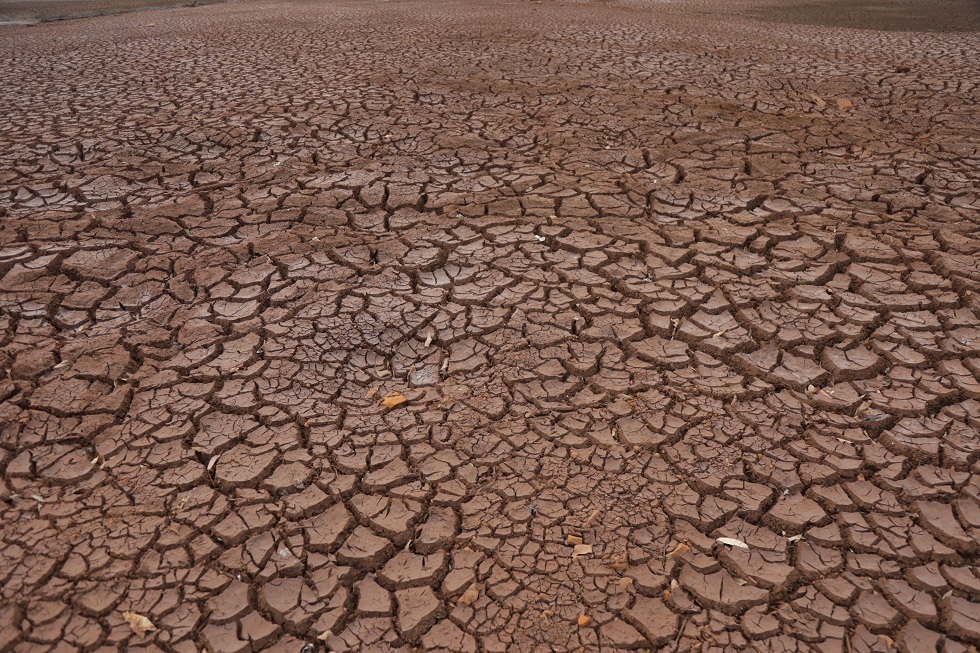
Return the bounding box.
[2,0,980,652]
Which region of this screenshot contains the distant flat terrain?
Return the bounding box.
[0,0,224,23]
[749,0,980,32]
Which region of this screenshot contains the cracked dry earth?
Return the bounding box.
[2,0,980,651]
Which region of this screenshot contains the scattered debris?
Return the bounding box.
[380,392,407,409]
[716,537,749,549]
[582,509,602,528]
[121,611,157,637]
[458,583,479,606]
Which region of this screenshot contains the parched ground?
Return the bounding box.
[1,0,979,651]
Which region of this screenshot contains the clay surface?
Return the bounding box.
[1,0,980,651]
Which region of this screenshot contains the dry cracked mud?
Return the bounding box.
[1,0,980,651]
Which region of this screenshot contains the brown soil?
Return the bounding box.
[1,0,980,651]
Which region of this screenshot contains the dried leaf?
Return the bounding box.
[380,392,407,409]
[809,93,826,108]
[787,534,803,543]
[53,359,70,369]
[122,611,157,637]
[667,543,691,560]
[836,98,853,110]
[716,537,749,549]
[565,534,583,546]
[364,387,378,399]
[572,544,593,558]
[317,630,333,641]
[376,369,391,378]
[581,509,602,528]
[424,332,433,347]
[457,583,479,606]
[541,609,555,618]
[577,614,592,627]
[207,454,221,471]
